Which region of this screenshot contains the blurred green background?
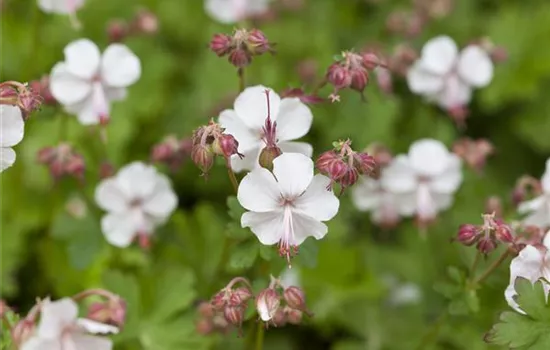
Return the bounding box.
[2,0,550,349]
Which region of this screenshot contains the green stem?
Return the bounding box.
[254,322,265,350]
[238,68,246,92]
[474,250,510,285]
[415,310,448,350]
[227,165,239,194]
[469,251,481,278]
[58,113,68,142]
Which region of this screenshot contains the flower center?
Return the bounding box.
[278,203,298,267]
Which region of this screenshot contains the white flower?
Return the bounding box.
[205,0,270,24]
[237,153,339,260]
[37,0,85,14]
[21,298,117,350]
[1,105,25,172]
[518,158,550,228]
[381,139,463,221]
[279,267,301,289]
[219,85,313,172]
[505,233,550,314]
[407,35,493,110]
[95,162,177,248]
[49,39,141,125]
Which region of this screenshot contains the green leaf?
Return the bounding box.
[141,313,212,350]
[227,196,245,221]
[149,267,196,322]
[259,245,277,261]
[227,240,259,271]
[447,266,464,284]
[515,278,550,322]
[295,238,319,268]
[226,196,250,240]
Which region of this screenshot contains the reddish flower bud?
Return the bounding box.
[340,168,360,188]
[229,48,251,68]
[223,306,244,326]
[37,144,85,181]
[247,29,271,55]
[316,151,347,181]
[230,287,253,306]
[211,290,227,311]
[285,307,303,325]
[29,76,56,106]
[350,69,368,92]
[107,19,128,43]
[354,152,377,176]
[213,134,241,159]
[196,318,213,335]
[457,224,479,246]
[87,298,126,328]
[477,237,497,255]
[327,63,352,90]
[362,53,380,70]
[256,288,280,322]
[490,46,508,63]
[198,302,215,318]
[283,286,306,311]
[271,307,287,327]
[133,9,158,35]
[259,145,282,171]
[191,144,214,175]
[495,224,514,243]
[210,34,232,57]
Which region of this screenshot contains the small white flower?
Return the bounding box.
[219,85,313,172]
[381,139,463,222]
[95,162,177,248]
[0,105,25,172]
[205,0,270,24]
[518,158,550,228]
[238,153,339,261]
[37,0,85,14]
[505,233,550,314]
[49,39,141,125]
[407,35,493,110]
[21,298,117,350]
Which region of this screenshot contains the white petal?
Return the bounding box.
[393,192,417,217]
[104,86,127,101]
[541,158,550,193]
[371,193,401,224]
[229,147,260,172]
[518,196,545,215]
[419,35,458,75]
[457,46,494,87]
[256,297,272,321]
[205,0,246,23]
[37,298,78,339]
[275,98,313,141]
[352,177,382,211]
[234,85,281,130]
[406,62,445,94]
[76,319,119,334]
[237,167,280,212]
[272,153,314,197]
[294,174,339,221]
[65,95,101,125]
[522,203,550,228]
[436,74,472,109]
[0,105,24,147]
[291,213,328,245]
[429,154,463,194]
[21,337,60,350]
[544,231,550,250]
[115,162,158,199]
[416,184,438,220]
[409,139,451,177]
[37,0,85,14]
[142,175,178,218]
[95,178,129,213]
[506,245,546,312]
[380,155,417,193]
[0,147,16,172]
[49,62,92,106]
[101,213,137,248]
[242,211,284,245]
[219,109,260,153]
[69,333,113,350]
[64,39,101,80]
[278,141,313,157]
[101,44,141,88]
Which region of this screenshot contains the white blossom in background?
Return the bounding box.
[381,139,463,222]
[518,158,550,228]
[205,0,270,24]
[219,85,313,172]
[407,35,493,111]
[238,153,339,262]
[1,105,25,173]
[279,267,301,288]
[21,298,117,350]
[505,233,550,314]
[50,39,141,126]
[95,162,177,248]
[38,0,85,14]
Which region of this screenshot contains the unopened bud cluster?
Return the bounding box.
[316,139,377,193]
[512,175,542,206]
[37,143,85,181]
[87,297,126,329]
[107,8,158,43]
[452,137,494,173]
[456,213,514,254]
[151,135,192,171]
[0,80,42,118]
[210,28,274,68]
[191,120,242,176]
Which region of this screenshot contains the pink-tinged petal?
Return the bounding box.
[517,196,545,215]
[234,85,281,130]
[115,162,158,199]
[237,167,280,212]
[142,175,178,218]
[275,98,313,141]
[229,147,260,172]
[522,202,550,228]
[506,245,546,313]
[65,95,101,125]
[416,184,437,220]
[406,62,445,94]
[219,109,260,153]
[409,139,451,177]
[436,74,472,109]
[21,337,60,350]
[242,211,284,245]
[69,333,113,350]
[371,192,401,224]
[544,231,550,250]
[393,192,417,217]
[380,155,417,193]
[37,298,78,339]
[291,214,328,245]
[429,154,463,194]
[104,86,127,102]
[294,174,339,221]
[95,178,129,213]
[272,153,313,198]
[205,0,247,23]
[50,62,92,106]
[76,319,119,334]
[0,147,16,172]
[419,35,458,75]
[64,39,101,80]
[101,44,141,88]
[278,141,313,158]
[541,158,550,193]
[457,45,494,87]
[0,105,24,147]
[100,213,137,247]
[37,0,85,14]
[351,177,382,211]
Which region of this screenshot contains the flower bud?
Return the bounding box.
[354,152,377,176]
[247,29,271,55]
[362,52,380,70]
[211,290,227,311]
[229,49,251,68]
[327,63,352,90]
[107,19,128,43]
[29,76,56,106]
[133,9,158,35]
[196,318,213,335]
[457,224,479,246]
[191,144,214,175]
[12,319,35,347]
[350,69,368,92]
[210,34,232,57]
[316,151,347,181]
[283,286,306,311]
[87,298,126,328]
[230,287,253,306]
[256,288,280,322]
[259,145,282,171]
[340,168,360,188]
[223,306,244,326]
[214,134,240,159]
[477,237,497,255]
[197,301,215,318]
[495,224,514,243]
[285,307,303,325]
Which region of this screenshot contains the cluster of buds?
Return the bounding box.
[452,137,494,173]
[414,0,454,19]
[107,8,158,43]
[255,276,312,327]
[511,175,542,206]
[364,142,393,170]
[85,296,127,329]
[29,76,56,106]
[385,10,426,38]
[191,120,242,176]
[326,51,381,101]
[37,143,85,181]
[280,87,326,105]
[471,37,508,63]
[151,135,192,171]
[210,28,274,68]
[195,302,231,335]
[456,213,514,254]
[316,139,377,193]
[0,80,42,118]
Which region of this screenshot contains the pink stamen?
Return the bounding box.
[278,205,298,267]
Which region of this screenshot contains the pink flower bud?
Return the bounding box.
[228,49,251,68]
[217,134,241,159]
[457,224,479,246]
[107,20,128,43]
[477,237,497,255]
[30,76,56,106]
[256,289,280,322]
[316,151,347,181]
[191,144,214,175]
[283,286,306,311]
[196,318,213,335]
[211,290,227,311]
[37,146,56,164]
[87,298,126,328]
[210,34,232,57]
[133,9,158,35]
[223,306,244,326]
[271,307,287,327]
[259,145,282,171]
[495,224,514,243]
[230,287,253,306]
[327,63,352,90]
[354,152,377,176]
[197,301,215,318]
[362,53,380,70]
[247,29,271,55]
[285,307,303,325]
[340,168,359,188]
[350,69,368,92]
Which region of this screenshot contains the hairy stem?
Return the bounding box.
[227,163,239,194]
[238,68,246,92]
[474,249,510,285]
[255,322,265,350]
